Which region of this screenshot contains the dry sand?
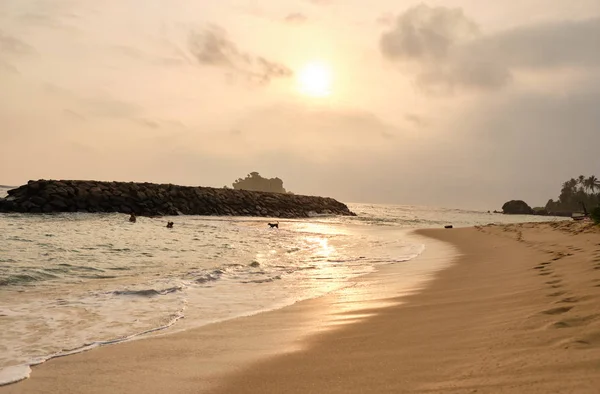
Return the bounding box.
[2,221,600,393]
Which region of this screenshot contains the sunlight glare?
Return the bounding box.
[297,62,333,97]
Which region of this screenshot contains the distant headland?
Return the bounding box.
[0,179,356,218]
[502,175,600,223]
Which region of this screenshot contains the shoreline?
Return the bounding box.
[2,222,600,393]
[208,222,600,393]
[0,230,455,393]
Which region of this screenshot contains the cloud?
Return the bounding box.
[226,105,399,157]
[0,29,34,72]
[0,58,18,74]
[0,30,33,55]
[285,13,308,24]
[380,5,600,92]
[380,5,478,62]
[404,113,427,127]
[470,18,600,69]
[188,26,293,85]
[304,0,332,4]
[376,13,394,26]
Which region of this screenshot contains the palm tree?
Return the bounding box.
[586,175,599,193]
[568,178,579,190]
[578,175,586,191]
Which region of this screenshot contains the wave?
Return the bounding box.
[0,309,185,386]
[113,286,183,297]
[0,272,58,286]
[194,270,223,284]
[241,275,282,284]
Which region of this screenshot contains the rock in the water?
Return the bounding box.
[0,180,357,218]
[502,200,534,215]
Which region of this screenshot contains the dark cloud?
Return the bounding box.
[380,5,600,92]
[285,13,308,24]
[188,26,293,85]
[469,17,600,69]
[380,5,478,61]
[453,80,600,206]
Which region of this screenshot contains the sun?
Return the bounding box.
[297,62,332,97]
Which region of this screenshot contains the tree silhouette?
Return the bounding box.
[231,172,288,193]
[585,175,599,193]
[546,174,600,214]
[578,175,586,190]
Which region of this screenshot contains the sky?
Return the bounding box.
[0,0,599,209]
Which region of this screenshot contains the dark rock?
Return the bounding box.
[49,198,69,210]
[31,196,46,206]
[502,200,534,215]
[0,180,356,218]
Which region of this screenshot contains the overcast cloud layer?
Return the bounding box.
[1,0,599,209]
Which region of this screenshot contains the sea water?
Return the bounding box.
[0,186,566,385]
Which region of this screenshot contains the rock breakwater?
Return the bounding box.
[0,180,356,218]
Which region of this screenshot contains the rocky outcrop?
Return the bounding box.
[0,180,356,218]
[502,200,534,215]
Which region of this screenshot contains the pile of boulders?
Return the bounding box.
[0,180,356,218]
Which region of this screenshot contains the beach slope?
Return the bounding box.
[2,222,600,393]
[209,222,600,393]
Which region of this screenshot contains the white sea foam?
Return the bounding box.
[0,365,31,386]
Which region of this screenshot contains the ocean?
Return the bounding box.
[0,185,566,385]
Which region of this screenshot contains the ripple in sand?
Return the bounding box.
[542,306,573,315]
[548,291,567,297]
[551,314,599,329]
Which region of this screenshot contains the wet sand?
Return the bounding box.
[3,222,600,393]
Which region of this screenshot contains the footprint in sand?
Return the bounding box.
[542,306,573,315]
[539,272,552,276]
[550,314,598,329]
[548,291,567,297]
[556,297,580,304]
[562,332,600,349]
[546,279,561,284]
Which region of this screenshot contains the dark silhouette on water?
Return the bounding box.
[166,221,174,228]
[129,213,136,223]
[268,222,279,229]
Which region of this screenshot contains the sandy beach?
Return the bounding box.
[2,221,600,393]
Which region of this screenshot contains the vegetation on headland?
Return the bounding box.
[592,206,600,225]
[502,175,599,224]
[226,172,291,194]
[545,175,600,215]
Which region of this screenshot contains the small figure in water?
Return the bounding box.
[129,213,136,223]
[166,221,174,228]
[267,221,279,229]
